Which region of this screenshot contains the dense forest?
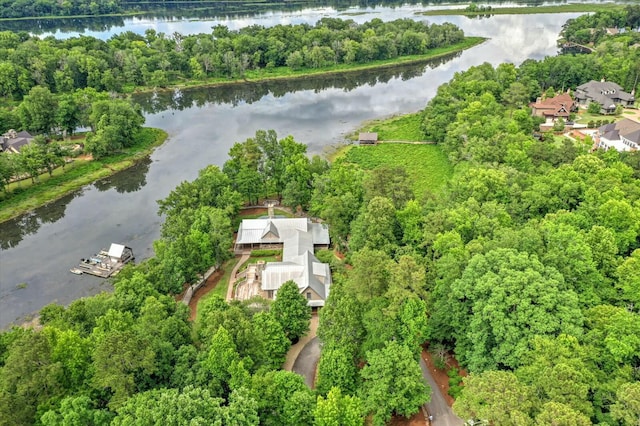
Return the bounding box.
[2,8,640,426]
[0,18,464,98]
[559,5,640,46]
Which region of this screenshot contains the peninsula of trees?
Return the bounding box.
[0,18,469,98]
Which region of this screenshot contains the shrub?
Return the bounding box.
[250,249,281,257]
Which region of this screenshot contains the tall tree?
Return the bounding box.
[360,341,430,426]
[16,85,58,135]
[271,280,311,342]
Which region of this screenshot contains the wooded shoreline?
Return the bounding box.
[130,37,487,95]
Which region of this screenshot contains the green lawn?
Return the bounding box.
[366,112,426,142]
[195,257,237,324]
[574,111,619,124]
[340,143,453,193]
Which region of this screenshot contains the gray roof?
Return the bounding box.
[261,230,332,303]
[598,118,640,143]
[236,218,329,246]
[625,129,640,144]
[359,132,378,141]
[576,80,635,106]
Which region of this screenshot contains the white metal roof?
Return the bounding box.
[108,243,125,259]
[235,218,329,245]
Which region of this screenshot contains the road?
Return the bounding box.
[420,355,464,426]
[292,336,320,388]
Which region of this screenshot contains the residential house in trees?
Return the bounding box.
[575,80,635,114]
[595,118,640,151]
[234,215,331,309]
[529,93,576,120]
[0,130,33,153]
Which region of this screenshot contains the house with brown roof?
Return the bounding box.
[595,118,640,151]
[530,93,576,120]
[1,129,34,153]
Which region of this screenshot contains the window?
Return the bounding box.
[306,292,312,300]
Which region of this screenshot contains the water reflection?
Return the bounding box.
[93,156,151,194]
[134,53,459,113]
[20,0,626,40]
[0,190,80,250]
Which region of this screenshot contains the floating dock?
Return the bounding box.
[72,243,134,278]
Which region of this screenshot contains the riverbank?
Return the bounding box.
[0,127,167,224]
[418,3,623,16]
[130,37,486,95]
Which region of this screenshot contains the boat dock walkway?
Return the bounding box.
[71,244,134,278]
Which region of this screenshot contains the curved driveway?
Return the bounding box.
[292,337,321,388]
[287,331,464,426]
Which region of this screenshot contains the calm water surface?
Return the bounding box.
[0,11,579,327]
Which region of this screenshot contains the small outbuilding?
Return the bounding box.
[359,132,378,144]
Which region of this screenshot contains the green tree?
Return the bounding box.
[314,387,364,426]
[0,331,64,426]
[450,249,583,372]
[453,371,535,425]
[41,396,113,426]
[360,340,430,426]
[16,85,58,135]
[535,402,591,426]
[588,101,601,114]
[91,329,156,409]
[611,382,640,426]
[112,386,224,425]
[349,196,398,255]
[271,280,311,342]
[251,311,290,371]
[316,346,358,396]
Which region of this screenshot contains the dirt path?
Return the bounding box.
[186,268,224,321]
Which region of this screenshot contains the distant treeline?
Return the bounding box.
[0,18,464,99]
[0,0,555,19]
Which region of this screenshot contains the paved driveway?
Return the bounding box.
[420,355,464,426]
[292,336,320,388]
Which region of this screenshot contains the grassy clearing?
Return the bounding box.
[239,256,280,272]
[0,127,167,223]
[574,111,619,124]
[340,143,453,193]
[133,37,486,94]
[364,112,426,142]
[418,4,623,16]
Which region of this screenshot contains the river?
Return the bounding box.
[0,8,584,328]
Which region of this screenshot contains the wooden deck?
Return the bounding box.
[73,246,134,278]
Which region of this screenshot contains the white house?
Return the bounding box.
[596,118,640,152]
[234,216,331,309]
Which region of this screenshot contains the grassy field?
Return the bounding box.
[339,143,453,193]
[418,4,623,16]
[364,112,426,142]
[0,127,167,223]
